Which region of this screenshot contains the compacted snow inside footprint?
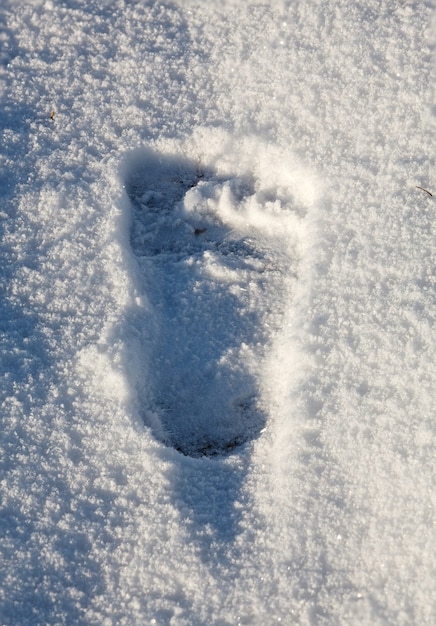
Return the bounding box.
[126,148,301,457]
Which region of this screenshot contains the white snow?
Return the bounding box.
[1,1,435,624]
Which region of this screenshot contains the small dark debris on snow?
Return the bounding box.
[415,186,433,197]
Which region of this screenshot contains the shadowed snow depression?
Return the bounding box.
[124,148,307,457]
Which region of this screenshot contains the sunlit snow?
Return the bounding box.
[1,1,434,624]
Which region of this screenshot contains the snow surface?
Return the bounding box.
[1,0,435,624]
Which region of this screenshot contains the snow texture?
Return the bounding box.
[0,1,435,625]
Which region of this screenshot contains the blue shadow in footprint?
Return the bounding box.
[124,148,268,458]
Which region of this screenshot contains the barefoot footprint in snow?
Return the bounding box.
[126,148,303,457]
